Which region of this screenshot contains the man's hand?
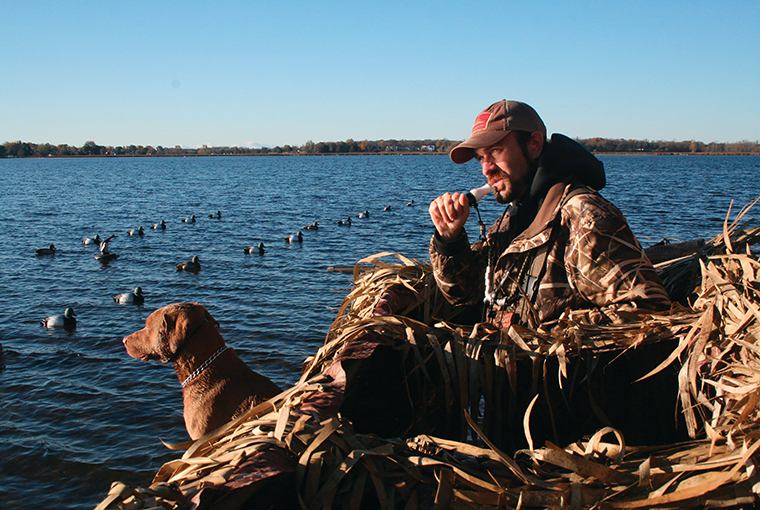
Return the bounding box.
[429,192,470,241]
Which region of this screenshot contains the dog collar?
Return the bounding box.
[181,345,229,388]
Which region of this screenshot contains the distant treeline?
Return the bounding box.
[0,139,459,158]
[2,137,759,158]
[578,137,759,154]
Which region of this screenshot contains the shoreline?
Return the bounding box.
[4,151,760,159]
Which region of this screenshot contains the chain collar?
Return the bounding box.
[181,345,229,388]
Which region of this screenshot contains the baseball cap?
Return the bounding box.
[450,100,547,164]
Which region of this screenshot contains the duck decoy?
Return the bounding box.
[383,205,391,211]
[407,200,415,207]
[127,226,145,236]
[99,234,116,251]
[285,231,303,243]
[82,234,101,246]
[181,215,197,223]
[209,210,221,219]
[41,307,76,329]
[96,252,118,262]
[95,234,118,262]
[36,244,56,256]
[357,210,370,218]
[337,217,352,226]
[244,242,265,255]
[176,256,201,272]
[151,220,166,230]
[114,286,145,305]
[303,221,319,230]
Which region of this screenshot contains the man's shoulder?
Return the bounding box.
[563,184,616,209]
[562,183,600,205]
[561,185,627,228]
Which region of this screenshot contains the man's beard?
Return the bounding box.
[493,159,538,205]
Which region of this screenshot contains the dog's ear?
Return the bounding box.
[168,306,198,356]
[155,309,181,363]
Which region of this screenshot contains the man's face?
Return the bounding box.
[474,132,536,204]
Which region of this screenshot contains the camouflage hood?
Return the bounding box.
[511,134,605,237]
[530,133,605,198]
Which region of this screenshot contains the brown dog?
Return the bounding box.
[123,302,282,440]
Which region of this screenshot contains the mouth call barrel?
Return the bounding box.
[466,183,492,206]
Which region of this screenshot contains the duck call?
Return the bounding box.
[466,183,492,206]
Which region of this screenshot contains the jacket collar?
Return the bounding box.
[503,181,571,254]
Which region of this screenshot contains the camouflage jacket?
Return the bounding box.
[430,137,671,329]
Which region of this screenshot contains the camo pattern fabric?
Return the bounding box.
[430,183,671,328]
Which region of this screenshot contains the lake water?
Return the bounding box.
[0,154,758,509]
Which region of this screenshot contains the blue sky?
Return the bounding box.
[2,1,758,148]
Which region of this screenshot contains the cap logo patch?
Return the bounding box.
[471,112,492,133]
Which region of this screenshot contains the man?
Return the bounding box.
[429,100,671,328]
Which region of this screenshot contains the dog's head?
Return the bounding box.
[123,302,219,363]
